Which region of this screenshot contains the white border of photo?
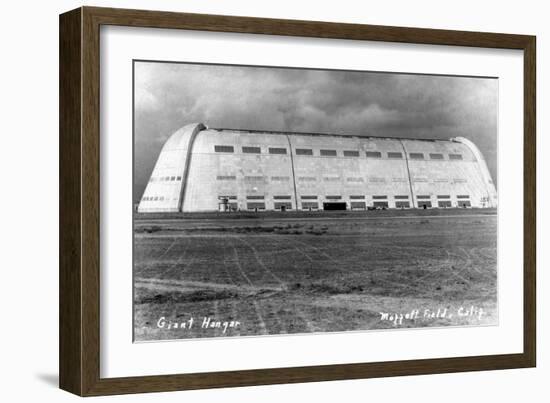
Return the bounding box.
[100,25,524,378]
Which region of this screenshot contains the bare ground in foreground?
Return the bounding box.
[133,210,497,341]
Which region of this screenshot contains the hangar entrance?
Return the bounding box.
[323,202,347,211]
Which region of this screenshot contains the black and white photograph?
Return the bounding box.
[133,60,498,342]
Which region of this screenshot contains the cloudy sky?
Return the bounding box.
[134,61,498,201]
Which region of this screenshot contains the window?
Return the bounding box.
[176,176,182,181]
[244,176,264,181]
[368,177,386,183]
[295,148,313,156]
[453,178,467,183]
[343,150,360,157]
[350,195,365,199]
[247,202,265,210]
[459,201,472,207]
[437,195,451,199]
[320,149,337,156]
[298,176,316,181]
[216,175,236,180]
[366,151,382,158]
[417,201,432,208]
[395,201,410,208]
[271,176,289,181]
[372,195,387,200]
[409,152,424,159]
[346,177,364,182]
[417,195,431,199]
[301,195,317,200]
[449,153,463,160]
[457,195,470,199]
[214,145,234,153]
[274,202,292,210]
[274,195,291,200]
[438,200,452,208]
[387,152,403,159]
[301,202,318,210]
[394,195,409,199]
[170,176,176,181]
[373,201,389,208]
[218,195,237,200]
[429,153,444,160]
[325,195,342,200]
[246,195,265,200]
[242,146,261,154]
[269,147,287,154]
[350,201,366,210]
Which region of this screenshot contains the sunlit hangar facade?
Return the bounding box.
[137,123,497,213]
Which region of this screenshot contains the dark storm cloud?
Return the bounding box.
[134,62,497,201]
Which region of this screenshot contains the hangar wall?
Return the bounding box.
[137,123,497,213]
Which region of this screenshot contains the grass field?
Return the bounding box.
[133,209,497,341]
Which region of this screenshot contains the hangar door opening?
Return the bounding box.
[323,202,347,211]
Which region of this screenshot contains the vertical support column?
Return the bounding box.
[285,134,299,210]
[177,123,206,212]
[398,139,416,208]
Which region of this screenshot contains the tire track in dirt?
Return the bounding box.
[221,237,238,286]
[224,238,276,335]
[235,236,288,290]
[260,300,287,335]
[278,238,316,263]
[292,239,341,265]
[230,300,241,337]
[162,237,193,279]
[134,277,283,293]
[227,238,255,287]
[252,301,268,335]
[294,306,318,333]
[213,300,220,337]
[155,236,178,260]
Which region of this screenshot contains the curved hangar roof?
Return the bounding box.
[138,123,497,213]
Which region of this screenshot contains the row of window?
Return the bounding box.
[219,200,472,211]
[149,175,182,183]
[214,145,464,160]
[216,175,469,183]
[141,196,177,202]
[142,193,471,203]
[217,194,470,201]
[142,194,470,204]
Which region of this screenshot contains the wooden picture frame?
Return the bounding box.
[59,6,536,396]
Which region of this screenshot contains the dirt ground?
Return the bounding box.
[133,209,497,341]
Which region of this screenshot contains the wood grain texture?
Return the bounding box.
[59,6,537,396]
[59,7,82,396]
[523,38,536,367]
